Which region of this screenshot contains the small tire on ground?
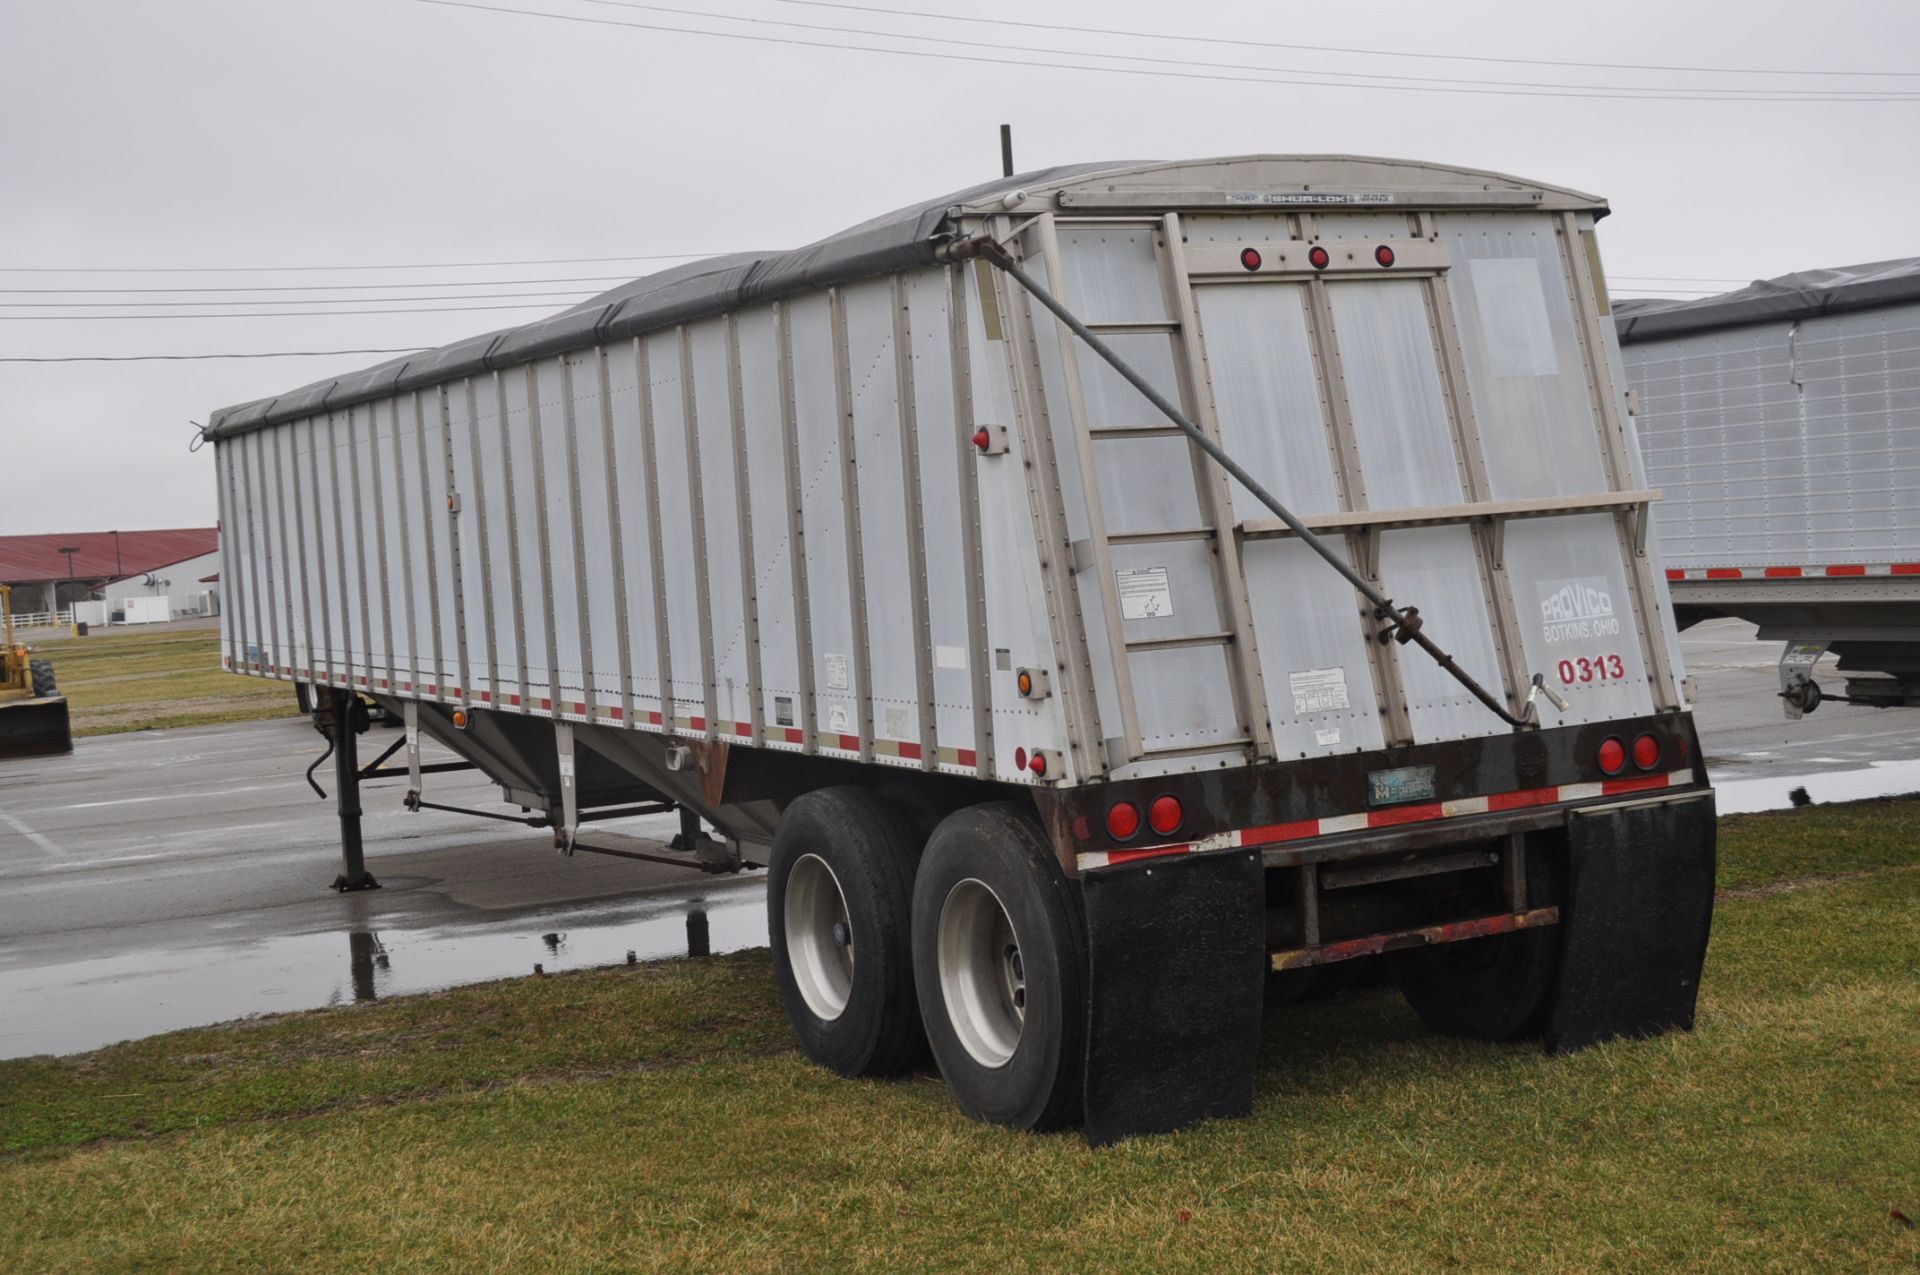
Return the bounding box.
[767,786,925,1077]
[912,802,1087,1132]
[1396,846,1564,1042]
[28,659,56,699]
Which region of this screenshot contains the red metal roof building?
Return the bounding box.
[0,528,219,612]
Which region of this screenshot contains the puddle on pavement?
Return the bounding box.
[1711,756,1920,815]
[0,878,769,1060]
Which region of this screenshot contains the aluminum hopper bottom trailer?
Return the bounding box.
[210,156,1715,1144]
[1616,260,1920,718]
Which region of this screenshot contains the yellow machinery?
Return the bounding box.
[0,584,72,758]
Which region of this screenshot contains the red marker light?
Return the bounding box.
[1308,244,1331,270]
[1148,794,1184,836]
[1028,750,1048,777]
[1106,802,1141,840]
[1374,244,1396,268]
[1013,746,1027,772]
[1632,733,1662,771]
[1597,737,1626,775]
[1239,247,1263,272]
[972,427,991,451]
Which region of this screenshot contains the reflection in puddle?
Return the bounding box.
[1712,757,1920,815]
[0,879,768,1060]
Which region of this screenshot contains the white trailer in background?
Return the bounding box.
[1616,259,1920,717]
[211,156,1715,1143]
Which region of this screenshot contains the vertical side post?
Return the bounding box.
[330,688,379,892]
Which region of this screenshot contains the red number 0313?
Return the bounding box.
[1557,654,1626,684]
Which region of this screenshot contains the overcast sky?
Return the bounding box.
[3,0,1916,536]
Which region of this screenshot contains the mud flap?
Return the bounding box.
[1080,849,1266,1146]
[0,697,72,759]
[1546,793,1716,1054]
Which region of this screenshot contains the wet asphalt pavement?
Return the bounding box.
[0,617,1914,1058]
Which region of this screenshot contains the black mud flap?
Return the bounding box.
[1546,793,1716,1054]
[1080,849,1266,1146]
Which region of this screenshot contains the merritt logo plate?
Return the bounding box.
[1367,765,1437,806]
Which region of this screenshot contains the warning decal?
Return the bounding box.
[1116,567,1173,620]
[1289,666,1351,715]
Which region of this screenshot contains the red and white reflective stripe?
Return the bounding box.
[1075,769,1697,872]
[1667,563,1920,581]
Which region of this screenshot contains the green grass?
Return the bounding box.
[3,800,1917,1272]
[26,623,294,736]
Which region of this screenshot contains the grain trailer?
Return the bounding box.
[210,156,1715,1142]
[1616,260,1920,717]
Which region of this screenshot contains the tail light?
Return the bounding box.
[1597,736,1626,775]
[1148,794,1184,836]
[1307,244,1330,270]
[1239,247,1263,271]
[1027,750,1048,777]
[1106,801,1141,840]
[1632,733,1662,771]
[971,427,991,451]
[1374,244,1395,267]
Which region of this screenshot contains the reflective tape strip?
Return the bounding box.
[1075,769,1698,873]
[1668,563,1916,581]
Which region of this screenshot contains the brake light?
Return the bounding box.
[1106,802,1141,840]
[1148,794,1183,836]
[1597,737,1626,775]
[1633,733,1662,771]
[1239,247,1263,271]
[1028,750,1048,777]
[1308,244,1330,270]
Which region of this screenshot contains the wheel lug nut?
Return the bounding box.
[832,922,851,948]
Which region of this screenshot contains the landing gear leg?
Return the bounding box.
[330,688,380,893]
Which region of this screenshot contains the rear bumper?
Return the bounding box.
[1037,714,1708,877]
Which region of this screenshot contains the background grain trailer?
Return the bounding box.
[1616,260,1920,718]
[210,155,1715,1143]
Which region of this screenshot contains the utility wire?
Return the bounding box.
[412,0,1920,102]
[0,251,725,275]
[0,349,427,363]
[767,0,1920,79]
[0,274,643,294]
[0,301,572,320]
[579,0,1920,98]
[0,289,600,308]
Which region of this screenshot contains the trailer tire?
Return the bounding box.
[913,803,1087,1132]
[29,660,56,699]
[1396,848,1564,1042]
[768,786,925,1078]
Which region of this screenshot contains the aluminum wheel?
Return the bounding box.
[785,852,855,1021]
[937,877,1026,1068]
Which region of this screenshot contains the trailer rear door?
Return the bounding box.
[1019,211,1674,774]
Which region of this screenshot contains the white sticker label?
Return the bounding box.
[884,706,910,739]
[558,752,575,779]
[1315,726,1343,747]
[935,644,967,671]
[1289,666,1351,715]
[1537,578,1620,644]
[1116,567,1174,620]
[824,653,850,691]
[827,703,850,733]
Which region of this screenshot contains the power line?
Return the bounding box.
[579,0,1920,98]
[0,251,726,275]
[767,0,1920,79]
[0,349,427,363]
[0,274,645,294]
[412,0,1920,102]
[0,301,573,321]
[0,289,600,309]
